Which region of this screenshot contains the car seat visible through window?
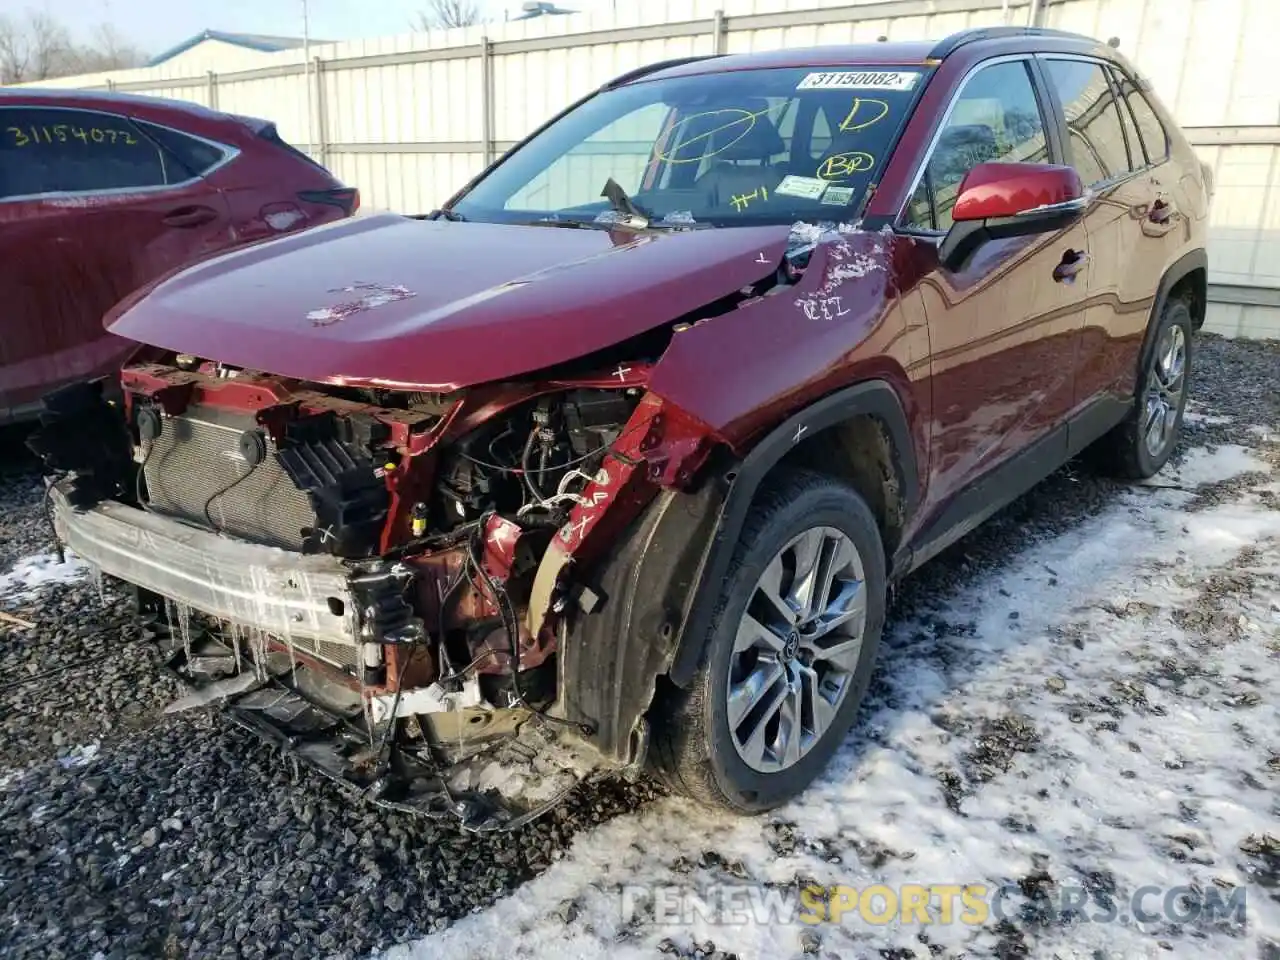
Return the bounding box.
[692,104,787,213]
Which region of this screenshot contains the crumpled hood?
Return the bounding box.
[106,214,795,391]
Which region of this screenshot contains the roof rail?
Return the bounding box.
[601,55,723,89]
[928,26,1094,60]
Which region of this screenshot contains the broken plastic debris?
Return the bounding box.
[659,211,697,226]
[788,221,829,247]
[164,672,263,714]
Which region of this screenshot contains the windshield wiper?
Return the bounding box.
[426,208,466,221]
[524,217,603,229]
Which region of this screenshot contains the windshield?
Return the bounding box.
[452,65,930,228]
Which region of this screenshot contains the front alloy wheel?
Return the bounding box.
[728,527,867,773]
[649,468,886,813]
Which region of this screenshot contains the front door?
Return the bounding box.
[0,104,233,417]
[898,57,1092,518]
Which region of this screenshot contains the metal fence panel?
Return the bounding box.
[9,0,1279,336]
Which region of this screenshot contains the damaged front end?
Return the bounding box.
[30,357,721,830]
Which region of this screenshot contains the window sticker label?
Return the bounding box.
[775,175,829,200]
[797,71,921,91]
[820,185,855,206]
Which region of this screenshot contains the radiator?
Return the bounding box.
[143,409,317,551]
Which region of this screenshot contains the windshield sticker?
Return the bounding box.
[838,98,890,132]
[820,186,855,206]
[817,151,876,181]
[798,70,921,91]
[775,176,829,201]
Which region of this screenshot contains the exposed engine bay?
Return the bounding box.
[29,352,720,830]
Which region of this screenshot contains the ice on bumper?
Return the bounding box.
[49,485,356,646]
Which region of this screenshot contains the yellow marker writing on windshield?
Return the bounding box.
[656,105,777,164]
[838,98,890,133]
[817,151,876,181]
[730,186,768,211]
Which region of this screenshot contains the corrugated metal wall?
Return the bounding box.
[1046,0,1280,337]
[15,0,1280,337]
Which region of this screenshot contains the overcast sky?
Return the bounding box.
[1,1,613,56]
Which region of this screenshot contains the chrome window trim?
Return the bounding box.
[1107,63,1170,164]
[0,104,240,205]
[893,53,1040,236]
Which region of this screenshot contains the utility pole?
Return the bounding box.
[303,0,315,156]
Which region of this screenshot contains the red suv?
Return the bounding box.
[31,27,1208,830]
[0,89,357,423]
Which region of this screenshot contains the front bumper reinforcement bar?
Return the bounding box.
[51,485,358,647]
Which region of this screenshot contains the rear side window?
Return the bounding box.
[258,123,326,171]
[905,60,1049,231]
[1042,59,1132,186]
[0,107,174,199]
[1110,68,1169,164]
[136,120,228,176]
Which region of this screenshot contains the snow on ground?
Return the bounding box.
[0,552,85,601]
[1144,443,1271,488]
[386,445,1279,960]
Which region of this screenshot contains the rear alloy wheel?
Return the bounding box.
[649,469,886,812]
[1092,297,1193,479]
[1141,321,1188,460]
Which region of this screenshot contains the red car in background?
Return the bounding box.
[0,89,357,423]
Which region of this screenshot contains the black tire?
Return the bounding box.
[1091,297,1193,479]
[648,468,886,813]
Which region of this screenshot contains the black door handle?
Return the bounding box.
[1148,198,1175,225]
[163,205,219,228]
[1053,248,1089,283]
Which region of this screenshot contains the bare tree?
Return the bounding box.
[68,23,147,74]
[415,0,486,30]
[0,11,69,83]
[0,11,144,84]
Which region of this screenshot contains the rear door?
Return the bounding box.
[1038,57,1179,408]
[899,57,1092,511]
[0,104,235,416]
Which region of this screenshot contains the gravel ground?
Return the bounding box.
[0,335,1277,960]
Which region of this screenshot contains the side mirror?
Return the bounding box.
[939,162,1087,271]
